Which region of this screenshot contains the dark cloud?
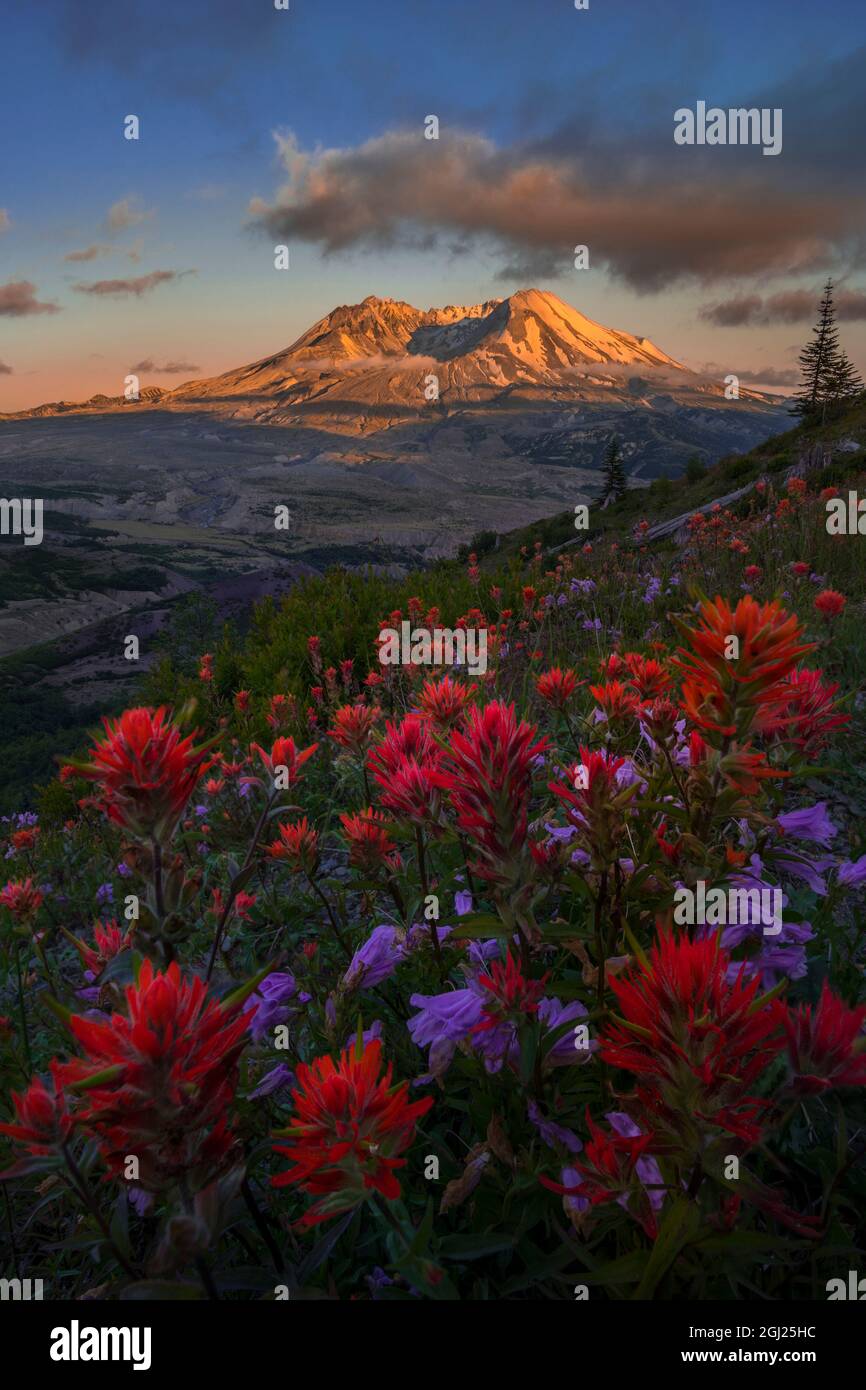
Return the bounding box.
[129,358,200,374]
[64,244,111,262]
[248,129,865,293]
[0,359,12,374]
[73,270,194,298]
[0,280,61,316]
[700,288,866,326]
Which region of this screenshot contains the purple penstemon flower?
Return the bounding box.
[837,853,866,888]
[342,923,405,991]
[776,802,836,846]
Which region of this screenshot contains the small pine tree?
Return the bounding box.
[600,435,626,505]
[791,280,842,421]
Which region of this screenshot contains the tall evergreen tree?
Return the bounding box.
[791,280,843,420]
[600,435,626,505]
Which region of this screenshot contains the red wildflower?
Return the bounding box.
[75,919,135,979]
[416,676,477,729]
[56,960,247,1192]
[744,565,762,583]
[267,817,320,874]
[234,690,251,713]
[473,950,547,1031]
[790,561,810,577]
[271,1037,433,1227]
[250,735,318,786]
[785,982,866,1094]
[814,589,845,620]
[328,703,382,756]
[541,1108,660,1240]
[0,877,44,922]
[339,808,401,875]
[266,693,297,730]
[623,653,672,701]
[673,595,813,741]
[9,828,38,851]
[601,930,787,1155]
[536,667,582,710]
[771,667,850,753]
[75,706,215,843]
[598,653,625,679]
[0,1064,72,1166]
[589,680,642,722]
[549,747,636,868]
[430,700,547,888]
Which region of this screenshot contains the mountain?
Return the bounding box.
[162,288,752,429]
[0,289,790,584]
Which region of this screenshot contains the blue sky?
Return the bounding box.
[2,0,865,409]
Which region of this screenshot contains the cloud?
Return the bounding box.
[0,209,9,233]
[64,243,111,262]
[73,270,194,298]
[0,360,12,375]
[700,287,866,326]
[107,197,153,231]
[0,280,61,316]
[247,127,866,292]
[736,367,799,387]
[129,358,201,374]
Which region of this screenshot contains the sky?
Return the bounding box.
[1,0,865,411]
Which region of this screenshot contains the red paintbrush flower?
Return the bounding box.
[814,588,845,620]
[541,1107,660,1240]
[589,680,642,722]
[339,808,401,875]
[536,667,582,710]
[0,1064,72,1166]
[601,930,787,1158]
[55,960,247,1192]
[718,745,786,795]
[473,950,548,1032]
[416,675,477,730]
[673,595,814,742]
[328,703,382,756]
[430,700,547,888]
[0,877,44,923]
[267,816,320,874]
[70,919,135,980]
[250,735,318,787]
[623,653,672,700]
[75,706,216,843]
[271,1037,433,1228]
[785,982,866,1094]
[549,747,636,868]
[367,716,442,827]
[771,667,850,753]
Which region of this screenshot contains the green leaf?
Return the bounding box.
[439,1232,515,1261]
[451,913,509,940]
[633,1196,700,1299]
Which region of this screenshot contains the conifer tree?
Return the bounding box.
[600,435,626,505]
[791,280,843,420]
